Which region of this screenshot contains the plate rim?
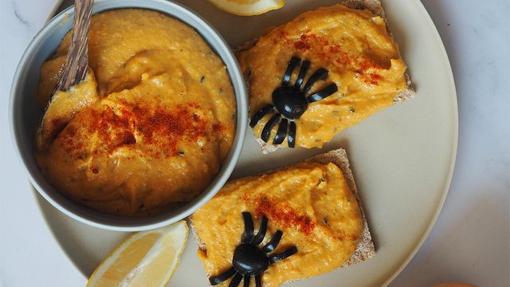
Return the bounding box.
[380,0,459,284]
[33,0,459,285]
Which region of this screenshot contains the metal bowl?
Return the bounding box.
[9,0,248,231]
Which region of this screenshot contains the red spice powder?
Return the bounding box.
[121,132,136,145]
[254,197,315,235]
[293,40,309,50]
[212,122,225,133]
[289,33,353,68]
[366,73,383,85]
[282,32,388,86]
[60,102,208,158]
[358,57,385,85]
[358,57,385,72]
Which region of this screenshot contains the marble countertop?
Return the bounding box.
[0,0,508,286]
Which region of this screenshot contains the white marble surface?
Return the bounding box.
[0,0,508,286]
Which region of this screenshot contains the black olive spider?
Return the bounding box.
[250,56,338,147]
[208,212,298,287]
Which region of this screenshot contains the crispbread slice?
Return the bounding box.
[190,148,375,285]
[241,0,415,153]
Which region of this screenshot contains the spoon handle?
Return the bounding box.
[55,0,93,92]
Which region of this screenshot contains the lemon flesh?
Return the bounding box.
[207,0,285,16]
[87,221,188,287]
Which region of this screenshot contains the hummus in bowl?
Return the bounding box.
[10,0,247,231]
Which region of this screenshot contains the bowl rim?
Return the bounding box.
[9,0,248,232]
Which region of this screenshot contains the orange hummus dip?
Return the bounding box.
[35,9,236,216]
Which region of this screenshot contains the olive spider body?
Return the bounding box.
[250,56,338,147]
[209,212,298,287]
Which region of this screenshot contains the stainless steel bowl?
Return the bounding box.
[9,0,248,231]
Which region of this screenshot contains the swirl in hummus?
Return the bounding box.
[35,9,236,216]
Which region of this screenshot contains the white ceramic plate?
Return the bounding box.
[36,0,457,286]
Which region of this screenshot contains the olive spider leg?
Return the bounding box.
[269,246,298,264]
[261,114,281,142]
[242,212,254,243]
[243,275,250,287]
[262,230,283,253]
[209,267,235,285]
[255,274,262,287]
[307,83,338,103]
[229,273,243,287]
[282,57,301,86]
[288,121,297,148]
[250,104,274,128]
[303,68,328,93]
[272,118,288,145]
[252,216,268,245]
[295,60,311,88]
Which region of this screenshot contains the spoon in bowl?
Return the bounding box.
[55,0,93,91]
[36,0,93,149]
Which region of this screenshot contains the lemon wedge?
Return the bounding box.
[87,221,188,287]
[207,0,285,16]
